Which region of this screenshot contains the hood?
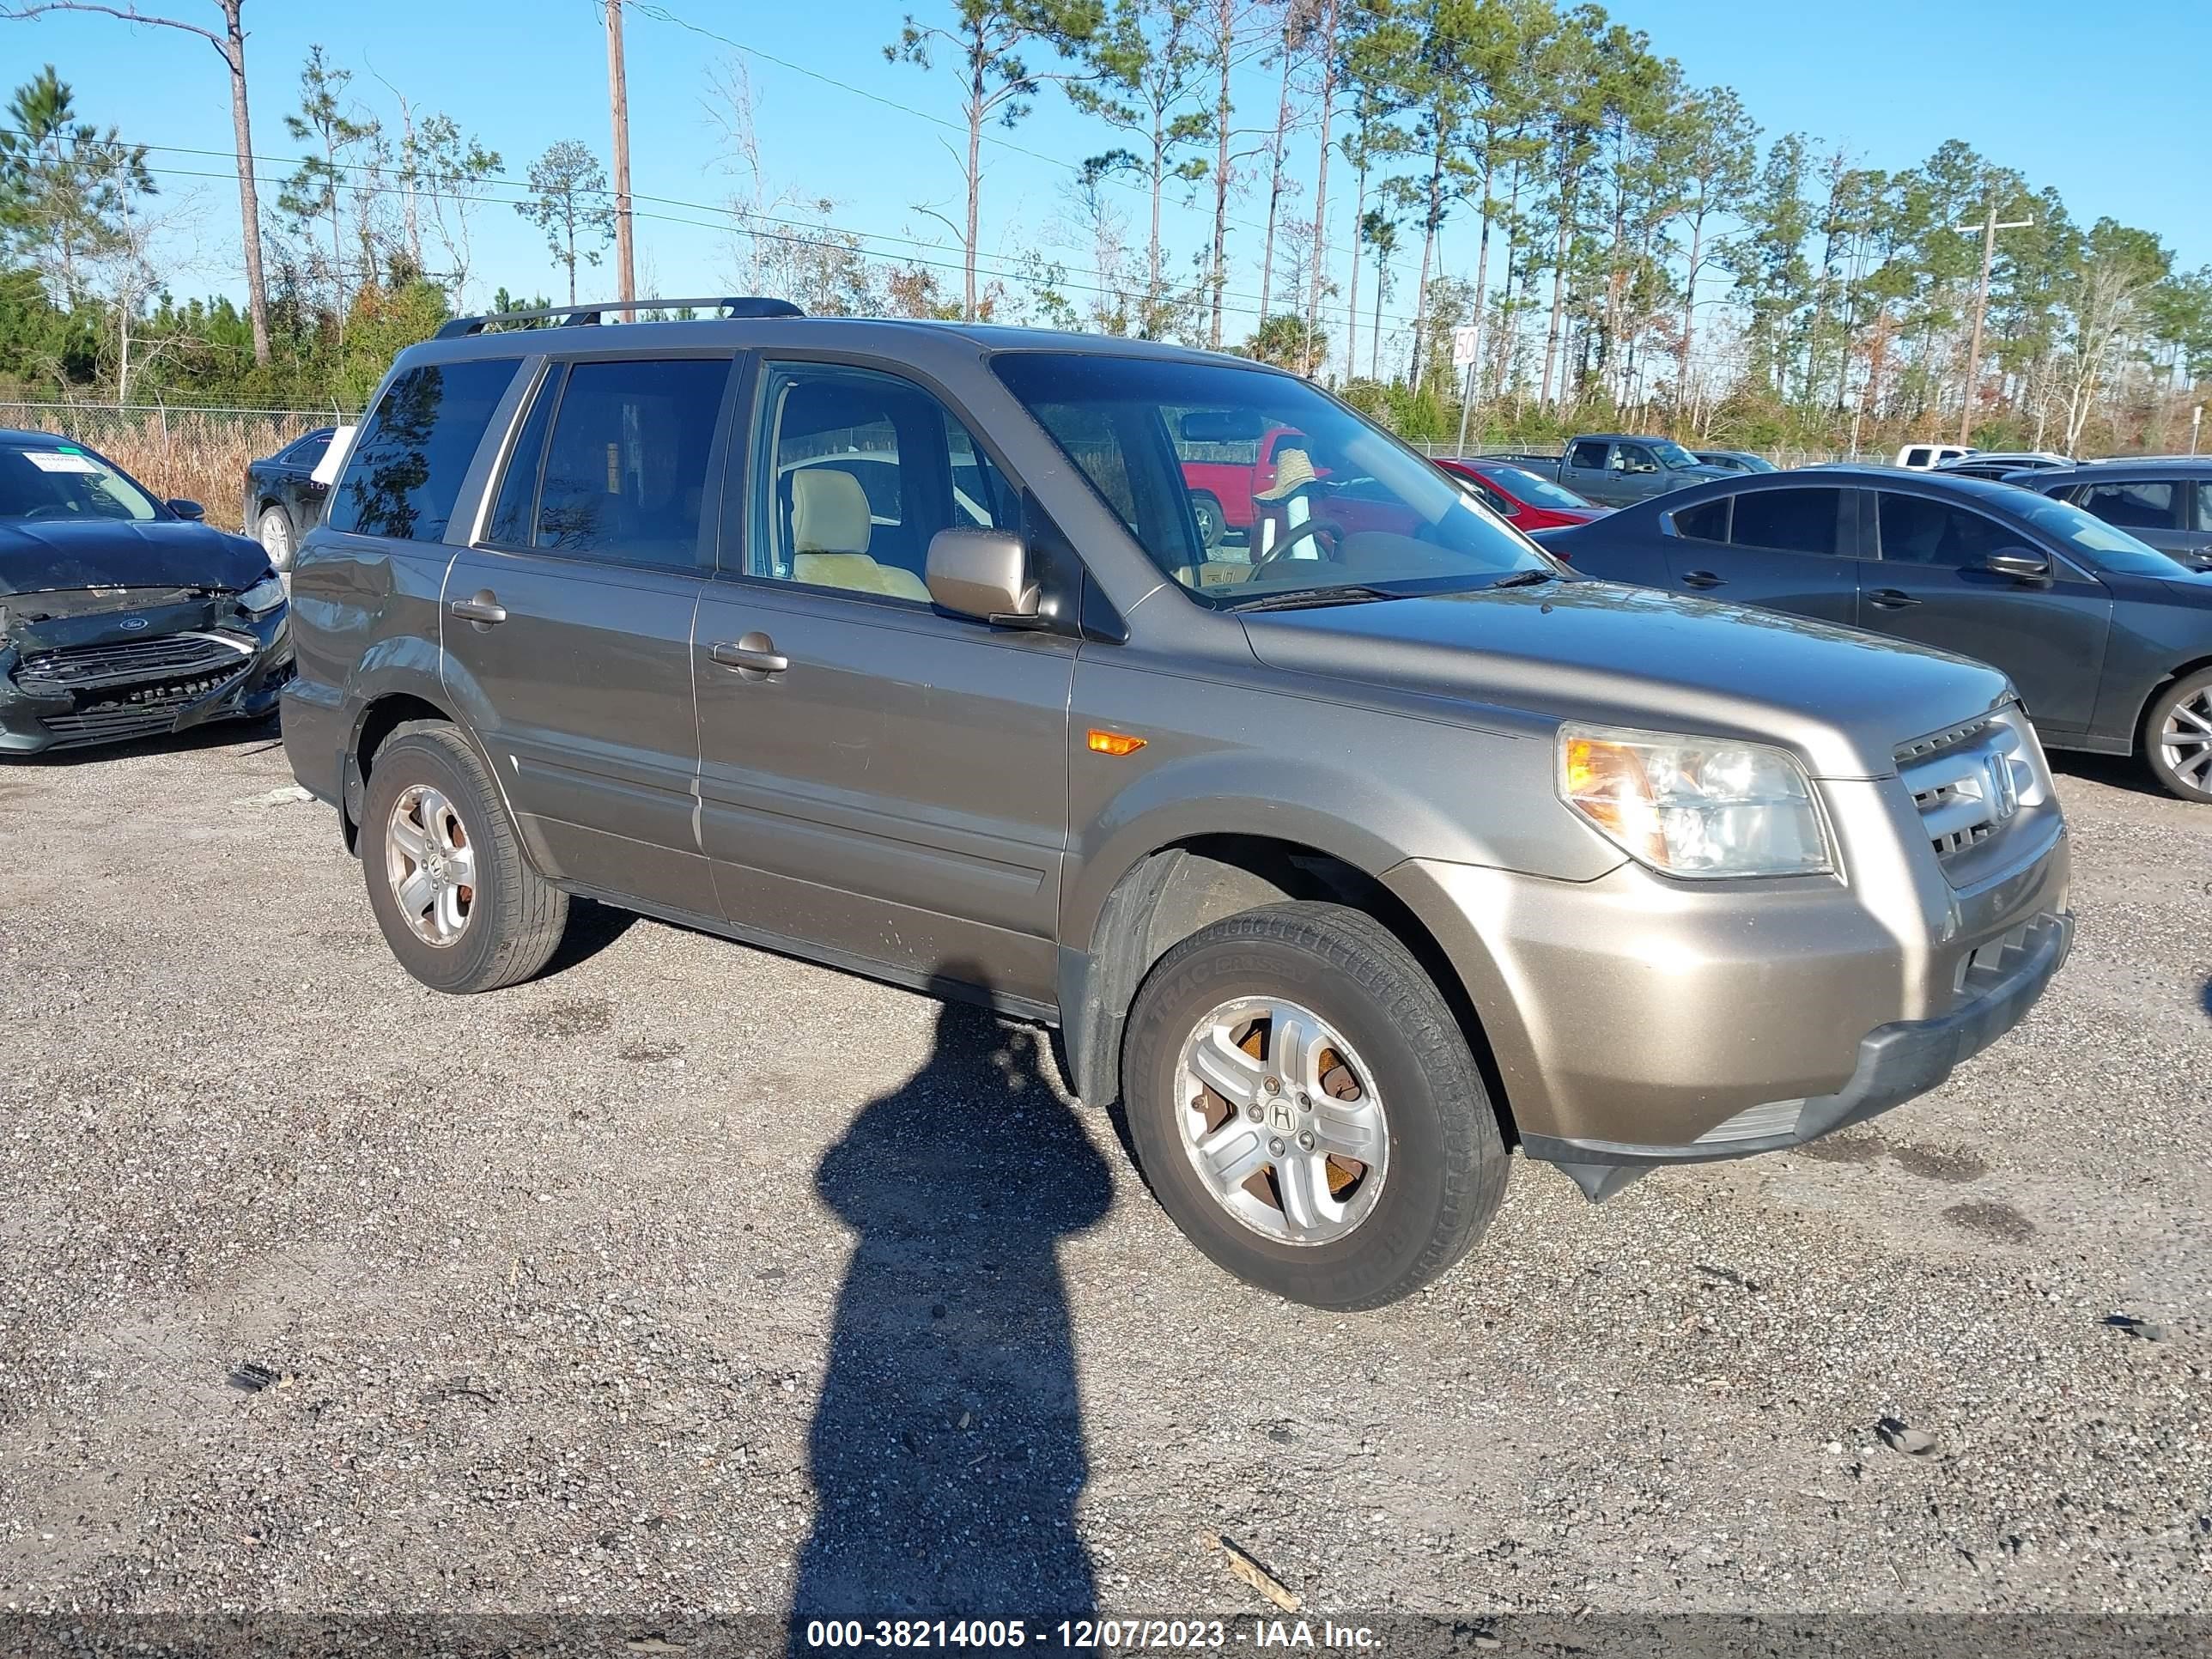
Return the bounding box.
[1237,579,2013,780]
[0,518,268,598]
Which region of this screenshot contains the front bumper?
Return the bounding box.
[1386,793,2072,1194]
[1522,908,2071,1197]
[0,609,294,755]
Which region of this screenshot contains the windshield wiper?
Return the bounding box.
[1220,584,1409,612]
[1490,568,1558,588]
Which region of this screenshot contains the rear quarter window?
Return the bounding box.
[330,359,520,542]
[1672,495,1729,542]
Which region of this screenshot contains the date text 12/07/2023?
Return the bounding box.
[798,1619,1382,1650]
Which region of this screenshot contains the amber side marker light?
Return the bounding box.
[1087,729,1147,757]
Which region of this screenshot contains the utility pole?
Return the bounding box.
[605,0,636,321]
[1957,203,2033,446]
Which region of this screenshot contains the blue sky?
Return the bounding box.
[8,0,2207,337]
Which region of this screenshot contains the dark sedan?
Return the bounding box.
[243,424,336,568]
[2014,460,2212,570]
[1,430,292,755]
[1541,466,2212,801]
[1693,449,1777,475]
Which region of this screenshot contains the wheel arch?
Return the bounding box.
[1057,831,1517,1149]
[342,687,540,874]
[2136,653,2212,741]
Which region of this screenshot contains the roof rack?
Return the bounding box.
[434,295,804,339]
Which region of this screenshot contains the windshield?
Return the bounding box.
[1651,441,1701,471]
[0,442,161,523]
[1483,465,1594,509]
[2013,494,2194,577]
[992,353,1547,603]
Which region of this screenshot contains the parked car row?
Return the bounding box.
[257,299,2076,1311]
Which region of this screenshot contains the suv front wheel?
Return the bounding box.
[1122,902,1508,1310]
[360,720,568,993]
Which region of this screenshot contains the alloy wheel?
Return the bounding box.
[386,783,477,946]
[1173,996,1388,1245]
[2160,687,2212,791]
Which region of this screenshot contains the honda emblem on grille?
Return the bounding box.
[119,618,149,631]
[1985,755,2020,821]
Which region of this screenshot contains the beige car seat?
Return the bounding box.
[789,469,931,602]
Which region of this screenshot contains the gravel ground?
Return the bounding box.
[0,723,2206,1622]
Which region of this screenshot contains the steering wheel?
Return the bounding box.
[1249,517,1345,572]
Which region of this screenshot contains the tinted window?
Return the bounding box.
[283,432,331,468]
[1731,488,1842,556]
[1876,493,2012,567]
[330,359,517,542]
[1672,495,1729,542]
[484,364,562,546]
[1568,441,1610,470]
[753,362,1017,603]
[2077,479,2179,532]
[2197,483,2212,534]
[532,357,730,567]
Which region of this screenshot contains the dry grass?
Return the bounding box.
[2,407,330,532]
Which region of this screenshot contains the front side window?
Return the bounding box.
[330,358,518,542]
[1731,488,1844,556]
[1876,493,2014,567]
[2196,483,2212,534]
[0,442,159,522]
[993,352,1546,604]
[2077,479,2179,532]
[1620,443,1659,473]
[751,362,1017,604]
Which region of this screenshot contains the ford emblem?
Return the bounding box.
[120,617,149,631]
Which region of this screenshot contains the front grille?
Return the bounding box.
[1896,707,2045,872]
[12,632,252,692]
[38,702,191,746]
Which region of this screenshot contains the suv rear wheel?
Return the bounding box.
[360,720,568,992]
[2144,667,2212,802]
[1121,902,1507,1310]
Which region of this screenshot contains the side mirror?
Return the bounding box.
[167,498,205,520]
[927,527,1040,623]
[1983,548,2051,582]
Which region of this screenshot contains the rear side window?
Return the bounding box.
[282,432,331,468]
[523,357,732,568]
[1730,488,1844,556]
[1568,440,1609,470]
[1672,495,1729,542]
[2077,479,2180,532]
[330,359,517,542]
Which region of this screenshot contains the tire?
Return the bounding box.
[2143,667,2212,802]
[255,505,295,569]
[1121,902,1507,1310]
[359,720,568,993]
[1189,491,1225,551]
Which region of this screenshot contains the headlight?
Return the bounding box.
[1558,722,1832,878]
[236,573,287,617]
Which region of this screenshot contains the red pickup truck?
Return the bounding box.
[1179,422,1315,548]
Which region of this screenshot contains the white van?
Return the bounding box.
[1896,442,1973,470]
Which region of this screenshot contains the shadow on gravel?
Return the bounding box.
[2047,749,2163,799]
[792,975,1112,1634]
[538,896,639,976]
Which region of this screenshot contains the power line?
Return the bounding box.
[0,124,1439,333]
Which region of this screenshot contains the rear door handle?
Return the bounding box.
[709,633,789,678]
[448,591,507,626]
[1868,587,1921,610]
[1680,569,1726,589]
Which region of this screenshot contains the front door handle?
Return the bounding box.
[709,632,789,679]
[1868,587,1921,610]
[1680,569,1726,589]
[449,590,507,627]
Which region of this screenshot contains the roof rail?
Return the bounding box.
[434,295,804,339]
